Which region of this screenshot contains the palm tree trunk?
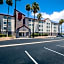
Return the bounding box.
[42,21,43,36]
[33,13,35,38]
[58,25,60,35]
[28,11,29,18]
[61,24,62,35]
[7,5,9,37]
[51,22,52,36]
[38,20,39,36]
[59,24,60,35]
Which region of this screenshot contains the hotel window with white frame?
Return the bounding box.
[4,16,7,19]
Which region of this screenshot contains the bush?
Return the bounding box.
[0,34,7,37]
[31,33,39,37]
[8,35,12,37]
[43,33,48,36]
[31,33,48,37]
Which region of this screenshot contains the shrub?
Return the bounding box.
[43,33,48,36]
[0,34,7,37]
[8,35,12,37]
[31,33,39,36]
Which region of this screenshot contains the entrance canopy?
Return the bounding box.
[16,25,31,38]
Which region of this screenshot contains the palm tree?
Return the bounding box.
[0,0,3,4]
[31,2,40,38]
[37,13,42,36]
[6,0,12,37]
[26,4,31,18]
[59,19,64,35]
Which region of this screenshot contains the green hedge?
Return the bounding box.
[0,34,12,37]
[0,34,7,37]
[31,33,48,37]
[43,33,48,36]
[8,35,12,37]
[31,33,39,36]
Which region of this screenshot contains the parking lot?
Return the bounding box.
[0,38,64,64]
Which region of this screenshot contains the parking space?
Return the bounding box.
[0,38,64,64]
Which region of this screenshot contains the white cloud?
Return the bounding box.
[31,10,64,22]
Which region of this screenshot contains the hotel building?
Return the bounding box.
[0,10,59,37]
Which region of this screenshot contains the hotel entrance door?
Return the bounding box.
[19,32,27,37]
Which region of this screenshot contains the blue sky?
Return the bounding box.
[0,0,64,16]
[0,0,64,32]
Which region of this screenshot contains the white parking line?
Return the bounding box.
[0,39,64,48]
[25,50,38,64]
[44,47,64,57]
[56,45,64,48]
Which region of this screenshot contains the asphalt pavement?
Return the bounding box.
[0,37,64,64]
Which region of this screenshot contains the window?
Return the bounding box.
[29,19,31,21]
[47,23,50,25]
[54,27,56,28]
[54,23,57,25]
[49,30,50,32]
[8,17,11,19]
[8,22,11,26]
[39,25,40,27]
[4,16,7,19]
[48,23,50,25]
[47,23,48,24]
[29,24,31,26]
[39,29,43,31]
[47,26,48,28]
[47,30,48,32]
[39,21,43,23]
[54,30,56,32]
[47,30,50,32]
[39,29,40,31]
[39,25,43,27]
[8,27,11,31]
[47,26,50,28]
[4,22,7,24]
[4,27,7,30]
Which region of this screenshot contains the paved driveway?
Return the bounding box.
[0,38,64,64]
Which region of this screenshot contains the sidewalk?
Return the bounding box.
[0,36,56,41]
[0,37,14,41]
[35,36,56,39]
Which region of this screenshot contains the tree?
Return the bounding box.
[37,13,42,36]
[6,0,12,37]
[59,19,64,35]
[26,4,31,18]
[0,0,3,4]
[31,2,40,38]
